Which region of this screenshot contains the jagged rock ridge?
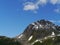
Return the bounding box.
[16,19,60,45]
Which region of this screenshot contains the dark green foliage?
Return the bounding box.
[33,41,43,45]
[0,36,21,45]
[33,36,60,45]
[43,38,54,45]
[54,36,60,45]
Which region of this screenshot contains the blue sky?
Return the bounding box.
[0,0,60,37]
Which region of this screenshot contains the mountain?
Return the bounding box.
[16,19,60,45]
[0,19,60,45]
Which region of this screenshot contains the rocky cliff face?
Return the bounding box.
[16,19,60,45]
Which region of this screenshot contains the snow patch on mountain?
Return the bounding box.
[28,35,33,41]
[18,34,23,39]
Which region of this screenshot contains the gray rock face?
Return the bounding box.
[16,19,60,45]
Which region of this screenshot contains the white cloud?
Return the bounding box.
[36,0,47,5]
[23,0,47,11]
[23,0,60,13]
[49,20,60,23]
[54,8,60,13]
[58,0,60,4]
[50,0,60,5]
[23,2,39,11]
[50,0,58,5]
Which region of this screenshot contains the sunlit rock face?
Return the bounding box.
[19,19,60,38]
[16,19,60,45]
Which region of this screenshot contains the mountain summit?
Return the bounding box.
[16,19,60,45]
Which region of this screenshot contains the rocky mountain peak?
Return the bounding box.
[31,19,55,30]
[16,19,60,45]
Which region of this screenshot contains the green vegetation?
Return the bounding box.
[33,41,43,45]
[0,36,60,45]
[0,36,21,45]
[33,36,60,45]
